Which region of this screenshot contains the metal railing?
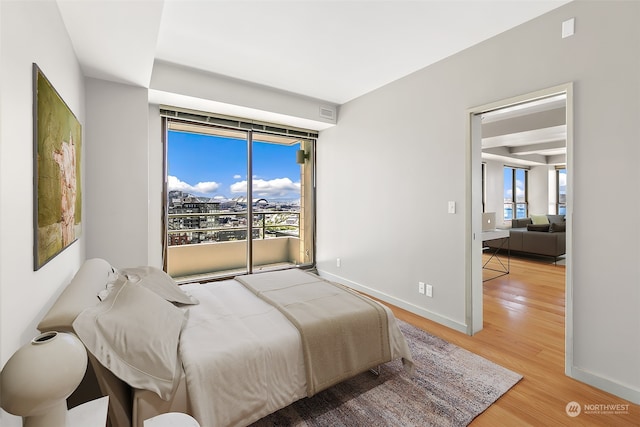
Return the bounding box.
[167,210,300,246]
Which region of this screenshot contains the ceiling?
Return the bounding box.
[56,0,571,108]
[481,94,567,167]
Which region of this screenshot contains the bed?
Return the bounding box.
[37,258,414,427]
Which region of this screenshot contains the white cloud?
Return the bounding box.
[233,174,242,179]
[230,177,300,199]
[515,179,526,199]
[168,176,220,195]
[558,173,567,187]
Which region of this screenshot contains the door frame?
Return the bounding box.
[465,82,574,374]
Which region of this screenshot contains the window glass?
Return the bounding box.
[557,168,567,215]
[503,166,528,220]
[503,167,513,220]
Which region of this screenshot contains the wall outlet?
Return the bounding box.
[426,284,433,298]
[336,258,341,267]
[418,282,425,294]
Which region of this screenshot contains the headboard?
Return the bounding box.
[37,258,132,427]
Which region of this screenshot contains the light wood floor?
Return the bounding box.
[385,255,639,426]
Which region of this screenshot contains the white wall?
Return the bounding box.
[316,1,639,403]
[84,78,152,268]
[484,160,505,226]
[148,104,163,266]
[528,165,551,215]
[0,1,85,425]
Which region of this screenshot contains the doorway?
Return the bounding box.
[467,83,574,373]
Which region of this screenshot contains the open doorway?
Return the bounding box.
[467,83,574,373]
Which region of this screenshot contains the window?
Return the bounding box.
[162,112,316,281]
[503,166,528,220]
[556,167,566,215]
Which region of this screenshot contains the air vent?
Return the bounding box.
[319,106,336,121]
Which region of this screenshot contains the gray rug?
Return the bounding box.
[251,320,522,426]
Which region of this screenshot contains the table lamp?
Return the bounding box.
[0,331,87,427]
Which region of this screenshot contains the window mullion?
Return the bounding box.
[246,130,253,274]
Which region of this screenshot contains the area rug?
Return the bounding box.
[250,320,522,427]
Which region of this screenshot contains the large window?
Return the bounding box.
[556,167,566,215]
[162,113,316,281]
[503,166,528,220]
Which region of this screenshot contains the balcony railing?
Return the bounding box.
[166,210,304,281]
[167,211,300,245]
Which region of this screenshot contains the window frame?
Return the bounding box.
[556,166,567,215]
[503,165,529,220]
[161,111,318,281]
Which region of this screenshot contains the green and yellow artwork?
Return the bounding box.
[33,64,82,270]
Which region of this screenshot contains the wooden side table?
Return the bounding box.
[144,412,201,427]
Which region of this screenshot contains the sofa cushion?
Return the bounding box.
[530,214,550,225]
[549,222,566,232]
[511,218,532,228]
[547,214,566,224]
[527,223,551,232]
[522,231,565,256]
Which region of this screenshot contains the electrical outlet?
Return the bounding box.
[426,284,433,298]
[418,282,425,294]
[336,258,341,267]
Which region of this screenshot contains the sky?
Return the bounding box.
[167,130,302,201]
[503,167,526,202]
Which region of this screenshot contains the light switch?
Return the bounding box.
[448,201,456,214]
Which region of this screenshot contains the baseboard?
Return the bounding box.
[569,366,640,405]
[317,269,468,334]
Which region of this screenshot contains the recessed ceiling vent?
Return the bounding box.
[319,105,336,121]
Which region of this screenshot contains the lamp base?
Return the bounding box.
[23,402,67,427]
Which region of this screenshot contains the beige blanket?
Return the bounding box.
[236,269,392,396]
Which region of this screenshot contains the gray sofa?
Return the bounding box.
[486,214,566,260]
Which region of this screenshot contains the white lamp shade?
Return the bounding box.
[0,331,87,419]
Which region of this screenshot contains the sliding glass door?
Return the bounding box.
[163,116,315,281]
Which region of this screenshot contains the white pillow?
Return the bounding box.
[38,258,115,333]
[119,266,199,305]
[73,279,185,400]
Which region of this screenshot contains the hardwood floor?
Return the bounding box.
[385,255,639,426]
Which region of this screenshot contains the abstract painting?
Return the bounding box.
[33,64,82,270]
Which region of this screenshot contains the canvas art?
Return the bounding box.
[33,64,82,270]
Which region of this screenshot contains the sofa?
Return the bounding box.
[486,214,566,260]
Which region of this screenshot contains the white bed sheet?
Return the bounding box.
[178,277,413,427]
[179,280,307,427]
